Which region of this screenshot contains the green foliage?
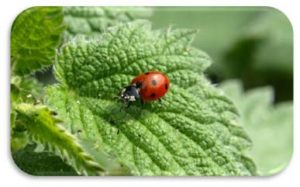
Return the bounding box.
[63,7,152,38]
[11,7,271,176]
[11,76,44,152]
[11,121,29,153]
[11,6,141,176]
[10,8,65,153]
[13,144,78,176]
[45,20,255,176]
[14,103,105,175]
[11,7,65,75]
[220,80,293,175]
[11,76,43,104]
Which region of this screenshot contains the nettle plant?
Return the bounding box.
[11,7,257,176]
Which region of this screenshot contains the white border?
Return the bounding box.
[1,1,298,187]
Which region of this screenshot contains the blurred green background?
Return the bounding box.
[150,7,293,102]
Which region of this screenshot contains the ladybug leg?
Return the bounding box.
[126,102,132,108]
[140,99,144,107]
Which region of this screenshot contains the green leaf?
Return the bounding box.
[63,7,152,38]
[13,144,78,176]
[46,20,255,176]
[11,76,43,104]
[220,80,293,175]
[11,124,29,153]
[11,76,44,152]
[14,103,105,175]
[11,7,65,75]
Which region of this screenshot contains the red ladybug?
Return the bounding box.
[120,71,170,107]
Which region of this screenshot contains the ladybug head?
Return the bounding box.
[120,82,142,104]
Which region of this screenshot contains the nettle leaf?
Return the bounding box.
[13,144,78,176]
[14,103,105,175]
[220,80,293,175]
[11,76,44,152]
[46,20,255,176]
[63,7,152,38]
[11,7,65,75]
[11,76,44,104]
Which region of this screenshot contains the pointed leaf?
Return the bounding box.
[46,21,255,176]
[14,103,106,175]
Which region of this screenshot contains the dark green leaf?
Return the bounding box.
[14,103,106,175]
[13,144,78,176]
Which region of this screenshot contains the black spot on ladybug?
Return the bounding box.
[150,93,156,98]
[145,72,150,75]
[151,79,157,86]
[165,84,168,90]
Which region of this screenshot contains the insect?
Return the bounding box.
[120,71,170,107]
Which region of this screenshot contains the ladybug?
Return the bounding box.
[120,71,170,107]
